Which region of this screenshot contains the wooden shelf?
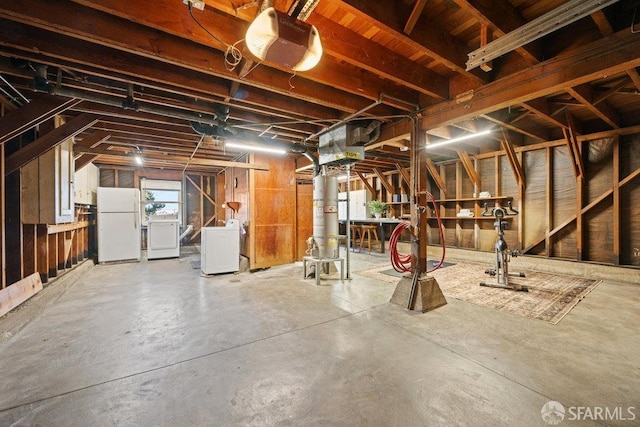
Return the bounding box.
[427,216,513,220]
[433,196,512,203]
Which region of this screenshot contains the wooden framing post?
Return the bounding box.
[546,147,553,257]
[612,136,620,265]
[37,224,48,283]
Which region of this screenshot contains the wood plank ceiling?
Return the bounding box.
[0,0,639,177]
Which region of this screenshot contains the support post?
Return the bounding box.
[391,118,446,312]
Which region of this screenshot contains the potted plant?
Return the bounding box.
[368,199,387,218]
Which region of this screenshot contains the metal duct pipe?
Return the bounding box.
[304,96,383,142]
[40,84,220,126]
[35,74,320,174]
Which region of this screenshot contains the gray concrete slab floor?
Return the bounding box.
[0,248,638,426]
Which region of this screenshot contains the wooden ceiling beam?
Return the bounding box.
[355,171,376,196]
[482,110,548,141]
[394,161,411,186]
[424,157,446,194]
[6,113,98,175]
[204,1,448,100]
[403,0,428,35]
[74,130,111,170]
[0,96,82,145]
[0,25,340,124]
[419,29,640,130]
[456,149,481,189]
[562,112,584,178]
[336,0,485,83]
[0,2,395,118]
[75,146,269,170]
[627,69,640,92]
[65,0,420,109]
[566,84,620,129]
[591,10,615,36]
[500,128,525,188]
[521,99,568,129]
[451,0,541,64]
[305,13,447,100]
[374,168,395,194]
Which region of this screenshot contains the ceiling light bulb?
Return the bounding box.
[134,154,143,165]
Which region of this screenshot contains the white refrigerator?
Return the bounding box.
[97,187,141,263]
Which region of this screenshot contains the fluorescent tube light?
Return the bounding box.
[466,0,620,71]
[295,163,315,172]
[226,142,287,155]
[425,130,491,150]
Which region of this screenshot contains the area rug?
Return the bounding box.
[355,262,600,324]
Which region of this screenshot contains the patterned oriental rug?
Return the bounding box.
[355,262,600,324]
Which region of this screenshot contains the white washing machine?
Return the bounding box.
[201,219,240,274]
[147,216,180,259]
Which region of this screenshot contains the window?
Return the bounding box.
[141,179,182,225]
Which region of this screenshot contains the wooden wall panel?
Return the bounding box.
[478,220,497,251]
[117,169,136,188]
[296,182,313,261]
[500,156,519,250]
[99,169,115,187]
[621,184,640,266]
[460,165,473,197]
[444,164,456,196]
[584,149,614,263]
[522,151,546,252]
[585,204,615,263]
[620,135,640,265]
[249,153,296,269]
[552,146,577,259]
[478,158,495,196]
[458,219,475,248]
[443,225,456,248]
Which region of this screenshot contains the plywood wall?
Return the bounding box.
[296,181,313,261]
[249,153,297,270]
[429,134,640,268]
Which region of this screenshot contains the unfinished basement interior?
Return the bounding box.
[1,0,639,425]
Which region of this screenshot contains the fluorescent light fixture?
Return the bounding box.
[226,141,287,155]
[426,130,491,150]
[466,0,620,71]
[295,163,315,172]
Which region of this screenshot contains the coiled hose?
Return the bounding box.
[389,192,446,273]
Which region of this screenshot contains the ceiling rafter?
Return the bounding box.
[335,0,486,83]
[451,0,541,64]
[566,84,621,129]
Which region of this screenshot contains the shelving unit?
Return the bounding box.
[427,196,513,220]
[388,201,411,219]
[426,196,514,251]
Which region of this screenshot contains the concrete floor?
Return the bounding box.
[0,247,638,426]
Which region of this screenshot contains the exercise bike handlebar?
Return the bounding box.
[480,200,519,217]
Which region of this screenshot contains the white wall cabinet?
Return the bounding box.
[338,189,371,221]
[74,163,99,205]
[21,130,75,224]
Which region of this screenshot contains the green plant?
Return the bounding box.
[368,199,387,215]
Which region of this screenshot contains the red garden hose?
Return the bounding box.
[389,192,446,273]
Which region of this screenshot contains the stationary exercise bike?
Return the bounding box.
[480,201,528,292]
